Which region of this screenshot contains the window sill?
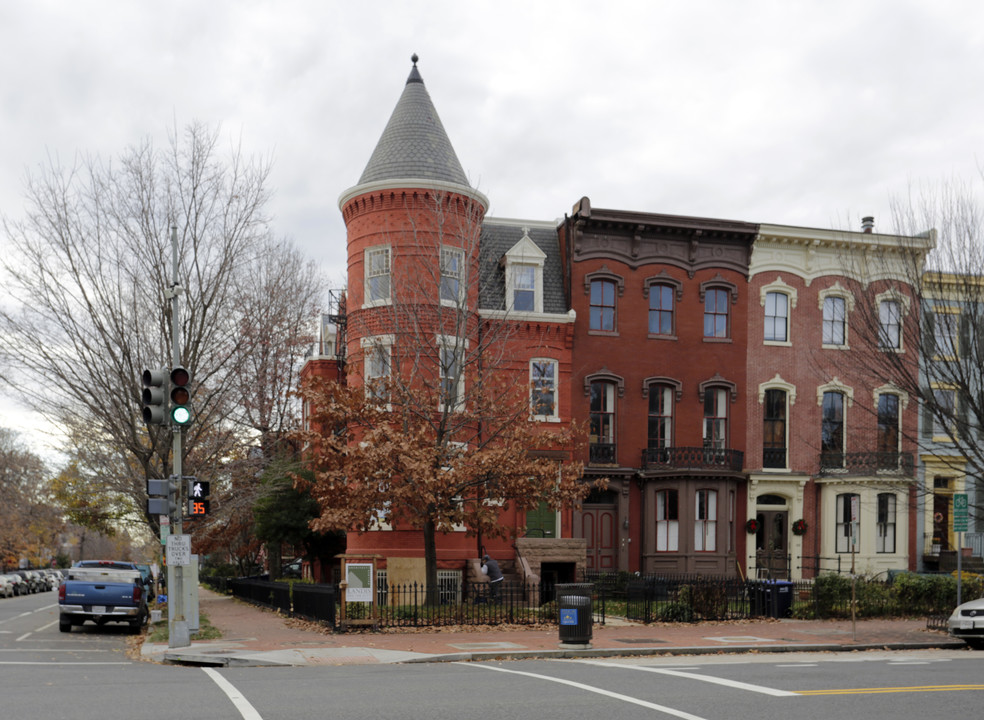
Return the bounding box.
[362,299,392,309]
[588,330,619,337]
[532,415,561,423]
[648,333,678,341]
[764,340,792,347]
[702,337,732,344]
[821,343,850,350]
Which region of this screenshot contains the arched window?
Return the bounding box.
[590,279,617,332]
[647,383,674,453]
[589,381,616,463]
[763,389,787,469]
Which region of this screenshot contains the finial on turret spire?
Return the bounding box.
[411,53,419,66]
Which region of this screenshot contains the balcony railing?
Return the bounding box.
[641,446,744,472]
[589,443,617,464]
[817,452,914,477]
[762,447,786,469]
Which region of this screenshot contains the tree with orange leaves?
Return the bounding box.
[295,363,600,599]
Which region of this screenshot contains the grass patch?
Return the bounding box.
[146,610,222,643]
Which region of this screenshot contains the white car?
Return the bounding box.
[947,597,984,648]
[0,575,13,598]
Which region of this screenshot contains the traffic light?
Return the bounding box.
[141,369,169,425]
[170,366,192,426]
[146,477,179,516]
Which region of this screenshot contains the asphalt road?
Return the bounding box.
[3,589,984,719]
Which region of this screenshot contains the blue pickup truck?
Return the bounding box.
[58,563,149,633]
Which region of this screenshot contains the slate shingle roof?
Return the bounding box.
[358,55,471,187]
[479,219,568,314]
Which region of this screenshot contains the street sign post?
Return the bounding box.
[166,534,191,567]
[955,493,968,605]
[954,493,969,532]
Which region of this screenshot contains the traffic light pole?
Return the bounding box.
[167,223,191,650]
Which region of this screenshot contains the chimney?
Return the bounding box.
[862,216,874,233]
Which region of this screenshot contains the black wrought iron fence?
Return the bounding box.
[625,574,753,622]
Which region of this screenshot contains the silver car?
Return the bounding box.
[947,597,984,648]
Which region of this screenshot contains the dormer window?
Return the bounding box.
[502,227,546,314]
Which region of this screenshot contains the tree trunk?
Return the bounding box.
[267,542,282,581]
[423,518,438,605]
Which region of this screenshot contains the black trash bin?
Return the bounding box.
[557,583,593,645]
[771,581,793,618]
[750,580,793,618]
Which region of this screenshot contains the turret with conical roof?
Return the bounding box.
[340,54,487,207]
[357,53,470,187]
[339,55,488,384]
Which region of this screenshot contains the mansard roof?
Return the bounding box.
[357,54,471,188]
[480,218,568,314]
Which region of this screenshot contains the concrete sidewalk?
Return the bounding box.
[140,587,965,667]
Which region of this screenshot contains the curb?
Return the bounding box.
[155,638,968,668]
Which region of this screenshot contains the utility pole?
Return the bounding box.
[167,223,190,649]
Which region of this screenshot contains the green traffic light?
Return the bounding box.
[172,406,192,425]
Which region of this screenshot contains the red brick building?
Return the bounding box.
[301,57,934,586]
[558,200,757,577]
[745,223,928,579]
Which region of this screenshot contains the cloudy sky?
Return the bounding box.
[1,0,983,453]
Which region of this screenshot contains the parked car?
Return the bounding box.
[14,570,40,593]
[948,597,984,648]
[135,564,155,597]
[282,558,303,579]
[0,575,13,598]
[3,574,27,595]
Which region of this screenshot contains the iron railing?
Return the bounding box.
[213,571,966,628]
[641,446,744,472]
[589,443,617,464]
[817,452,914,477]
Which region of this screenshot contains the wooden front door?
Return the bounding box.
[579,496,617,572]
[525,501,557,538]
[755,510,788,579]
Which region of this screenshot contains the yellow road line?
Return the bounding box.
[797,685,984,696]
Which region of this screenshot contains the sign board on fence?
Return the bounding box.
[166,534,191,567]
[954,493,969,532]
[344,562,374,602]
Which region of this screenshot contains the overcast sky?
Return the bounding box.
[1,0,983,455]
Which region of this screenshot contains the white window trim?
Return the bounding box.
[361,335,394,406]
[758,377,794,472]
[530,357,560,422]
[818,282,854,349]
[440,245,466,307]
[760,277,796,347]
[503,228,547,314]
[872,383,909,411]
[875,289,910,353]
[363,244,392,308]
[436,334,468,412]
[816,377,855,408]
